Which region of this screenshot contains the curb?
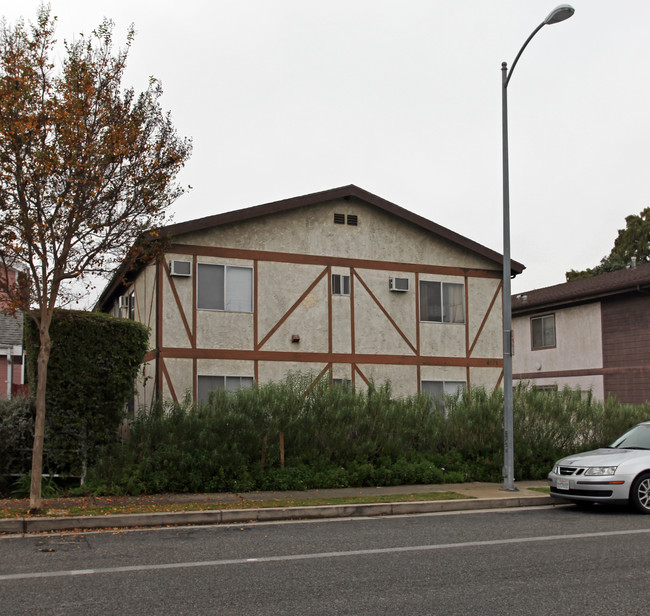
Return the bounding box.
[0,494,560,535]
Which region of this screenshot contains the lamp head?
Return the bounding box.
[543,4,575,25]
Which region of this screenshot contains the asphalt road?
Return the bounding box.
[2,504,650,615]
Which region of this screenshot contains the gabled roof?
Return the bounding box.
[96,185,523,310]
[160,185,521,270]
[512,261,650,315]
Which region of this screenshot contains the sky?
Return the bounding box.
[3,0,650,296]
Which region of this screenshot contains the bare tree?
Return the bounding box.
[0,7,191,510]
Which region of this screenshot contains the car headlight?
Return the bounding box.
[584,466,618,476]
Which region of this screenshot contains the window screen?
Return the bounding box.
[531,314,555,349]
[197,263,252,312]
[419,281,464,323]
[197,264,224,310]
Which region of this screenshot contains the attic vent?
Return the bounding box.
[347,214,358,226]
[334,213,345,225]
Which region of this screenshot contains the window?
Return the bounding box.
[197,263,253,312]
[419,281,464,323]
[332,378,352,389]
[197,375,254,404]
[332,274,350,296]
[127,291,135,321]
[422,380,466,409]
[531,314,555,349]
[116,292,135,319]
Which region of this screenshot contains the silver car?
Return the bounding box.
[548,421,650,513]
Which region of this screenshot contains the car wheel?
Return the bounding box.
[630,472,650,514]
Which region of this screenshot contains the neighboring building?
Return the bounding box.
[512,262,650,403]
[0,265,26,399]
[97,185,524,407]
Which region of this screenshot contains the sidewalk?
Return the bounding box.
[0,480,556,535]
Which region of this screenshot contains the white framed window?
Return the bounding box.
[332,378,352,389]
[127,291,135,320]
[332,274,350,296]
[197,263,253,312]
[116,292,135,319]
[531,314,555,349]
[421,380,466,409]
[419,281,465,323]
[197,375,254,404]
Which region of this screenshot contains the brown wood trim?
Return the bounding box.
[468,279,502,358]
[253,260,259,348]
[160,358,179,403]
[169,243,501,280]
[192,255,197,348]
[350,268,356,357]
[417,363,421,393]
[306,363,333,396]
[354,364,371,387]
[513,366,650,380]
[134,281,142,323]
[193,357,197,402]
[415,273,420,357]
[494,369,504,394]
[464,276,470,358]
[327,266,333,354]
[162,259,193,347]
[146,266,156,331]
[156,262,163,399]
[256,266,329,350]
[144,350,157,362]
[159,347,503,368]
[352,269,417,355]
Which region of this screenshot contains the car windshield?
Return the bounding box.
[610,424,650,449]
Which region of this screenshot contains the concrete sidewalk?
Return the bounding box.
[0,480,557,535]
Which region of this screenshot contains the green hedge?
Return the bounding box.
[85,376,650,495]
[23,309,149,478]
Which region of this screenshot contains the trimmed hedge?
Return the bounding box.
[23,309,149,478]
[86,376,650,495]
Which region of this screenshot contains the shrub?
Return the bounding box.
[84,375,650,495]
[24,309,149,480]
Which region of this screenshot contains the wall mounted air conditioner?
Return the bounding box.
[389,277,409,292]
[170,260,191,277]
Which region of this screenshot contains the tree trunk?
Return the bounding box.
[29,313,53,512]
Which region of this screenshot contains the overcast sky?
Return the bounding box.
[4,0,650,295]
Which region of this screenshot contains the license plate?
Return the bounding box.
[557,478,570,491]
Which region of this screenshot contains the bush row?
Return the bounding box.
[80,375,650,495]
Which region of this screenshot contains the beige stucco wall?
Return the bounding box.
[182,200,500,272]
[122,198,507,403]
[513,302,604,398]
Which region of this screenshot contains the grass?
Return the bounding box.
[0,490,472,519]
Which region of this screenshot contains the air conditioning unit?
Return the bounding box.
[389,277,409,292]
[170,260,191,277]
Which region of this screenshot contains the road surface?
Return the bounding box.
[2,504,650,615]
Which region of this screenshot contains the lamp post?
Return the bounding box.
[501,4,574,492]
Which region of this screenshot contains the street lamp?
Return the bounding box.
[501,4,574,492]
